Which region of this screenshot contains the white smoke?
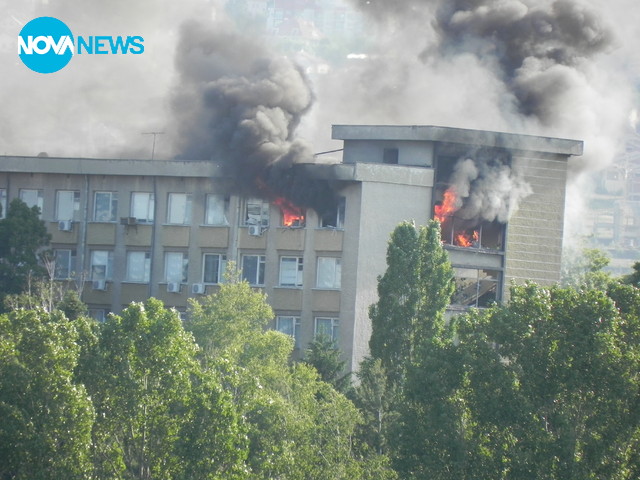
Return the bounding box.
[449,152,533,224]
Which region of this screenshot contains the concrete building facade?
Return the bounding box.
[0,125,582,370]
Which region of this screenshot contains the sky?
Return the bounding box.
[2,0,640,216]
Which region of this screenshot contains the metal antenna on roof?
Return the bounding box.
[141,131,164,160]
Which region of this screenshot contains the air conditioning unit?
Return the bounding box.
[58,220,73,231]
[248,225,262,236]
[191,283,205,295]
[92,279,107,291]
[120,217,137,226]
[167,282,181,293]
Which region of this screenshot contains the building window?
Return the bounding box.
[203,253,227,284]
[90,251,113,281]
[316,257,341,289]
[20,189,44,217]
[383,148,399,164]
[55,190,80,221]
[131,192,154,223]
[451,267,501,308]
[54,249,75,279]
[242,254,266,286]
[165,252,188,283]
[167,193,192,225]
[315,316,339,342]
[94,191,118,222]
[88,309,107,322]
[320,197,345,229]
[205,194,229,225]
[245,198,270,226]
[276,315,301,348]
[0,189,7,219]
[279,256,303,287]
[126,251,151,283]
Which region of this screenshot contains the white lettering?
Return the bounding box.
[18,36,31,54]
[18,35,74,55]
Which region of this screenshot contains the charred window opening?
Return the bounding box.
[437,213,505,250]
[320,196,345,229]
[452,267,501,308]
[274,197,305,227]
[434,186,506,250]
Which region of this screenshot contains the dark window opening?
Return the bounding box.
[320,197,345,229]
[383,148,399,164]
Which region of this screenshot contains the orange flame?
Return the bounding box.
[455,230,479,247]
[274,197,305,227]
[434,188,480,248]
[434,189,458,223]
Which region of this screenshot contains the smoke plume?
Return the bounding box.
[448,150,533,223]
[170,16,337,214]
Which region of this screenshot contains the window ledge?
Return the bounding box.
[312,287,341,291]
[274,285,304,290]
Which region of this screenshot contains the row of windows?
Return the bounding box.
[54,250,342,288]
[275,315,340,349]
[7,188,345,229]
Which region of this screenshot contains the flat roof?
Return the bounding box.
[332,125,584,156]
[0,156,224,177]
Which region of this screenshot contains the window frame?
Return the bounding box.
[19,188,44,217]
[53,249,75,279]
[245,198,270,227]
[241,254,266,286]
[94,191,118,222]
[279,256,304,287]
[125,251,151,283]
[131,192,155,224]
[316,257,341,289]
[204,194,230,226]
[319,196,345,229]
[55,190,80,221]
[164,251,188,284]
[90,250,114,281]
[167,193,192,225]
[314,316,339,342]
[202,253,227,285]
[276,315,301,349]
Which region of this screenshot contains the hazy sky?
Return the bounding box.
[2,0,639,180]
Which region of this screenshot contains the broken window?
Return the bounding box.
[320,197,345,229]
[245,198,270,227]
[451,267,501,308]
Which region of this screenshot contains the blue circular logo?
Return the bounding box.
[18,17,74,74]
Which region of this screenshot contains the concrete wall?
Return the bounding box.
[343,140,434,167]
[339,165,434,370]
[505,155,568,286]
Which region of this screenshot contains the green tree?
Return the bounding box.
[187,271,395,479]
[421,282,640,480]
[304,334,352,394]
[0,199,51,307]
[57,289,88,320]
[367,220,456,477]
[368,221,421,384]
[561,247,611,289]
[352,357,398,456]
[0,308,95,479]
[84,299,246,479]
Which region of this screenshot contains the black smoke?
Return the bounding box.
[170,17,337,215]
[351,0,614,124]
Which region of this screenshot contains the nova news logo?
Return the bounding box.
[18,16,144,74]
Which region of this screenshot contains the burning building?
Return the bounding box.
[0,124,582,371]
